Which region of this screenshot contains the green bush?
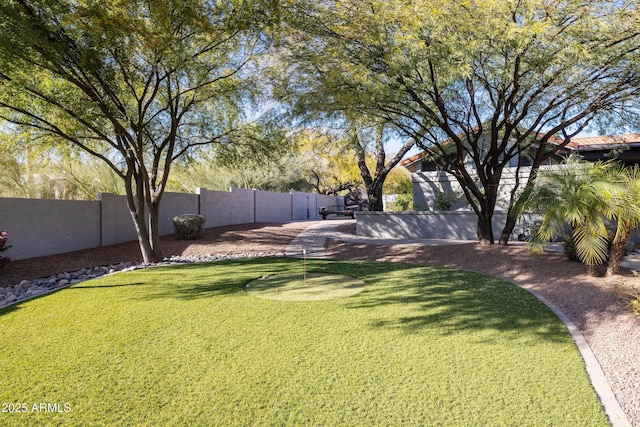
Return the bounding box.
[172,214,205,240]
[393,193,413,211]
[432,190,459,210]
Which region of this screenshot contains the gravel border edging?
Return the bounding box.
[510,286,631,427]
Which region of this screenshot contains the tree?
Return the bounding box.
[279,0,640,244]
[167,141,318,194]
[293,129,362,196]
[349,121,415,211]
[0,123,123,199]
[524,158,613,275]
[598,164,640,276]
[0,0,276,262]
[272,12,416,210]
[524,157,640,276]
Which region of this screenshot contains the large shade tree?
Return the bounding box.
[279,0,640,244]
[0,0,278,262]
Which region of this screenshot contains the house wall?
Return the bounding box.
[0,189,343,261]
[412,166,540,211]
[407,165,640,242]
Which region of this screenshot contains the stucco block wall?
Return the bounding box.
[0,188,343,261]
[291,191,315,220]
[159,192,200,235]
[357,211,511,241]
[198,187,255,228]
[1,197,100,260]
[255,190,292,223]
[99,193,137,246]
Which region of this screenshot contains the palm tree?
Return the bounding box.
[598,164,640,276]
[522,157,613,276]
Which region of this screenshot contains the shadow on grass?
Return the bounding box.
[346,262,569,344]
[56,257,570,344]
[128,258,304,301]
[70,282,144,289]
[0,303,20,317]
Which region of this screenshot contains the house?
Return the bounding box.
[400,134,640,211]
[566,134,640,165]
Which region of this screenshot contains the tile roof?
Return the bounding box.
[400,133,640,166]
[567,134,640,151]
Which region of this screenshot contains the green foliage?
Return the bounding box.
[168,141,317,194]
[0,259,608,426]
[394,193,413,211]
[172,214,205,240]
[383,169,412,195]
[0,0,278,261]
[278,0,640,242]
[525,158,612,272]
[433,189,460,211]
[0,129,123,199]
[524,157,640,275]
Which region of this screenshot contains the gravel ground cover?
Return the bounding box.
[1,220,638,425]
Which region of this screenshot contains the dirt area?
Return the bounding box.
[0,222,310,288]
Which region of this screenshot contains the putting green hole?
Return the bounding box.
[244,273,366,301]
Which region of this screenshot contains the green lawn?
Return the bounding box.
[0,258,608,426]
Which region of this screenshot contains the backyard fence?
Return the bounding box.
[0,188,342,261]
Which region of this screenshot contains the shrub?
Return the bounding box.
[0,230,12,272]
[394,193,413,211]
[172,214,205,240]
[432,190,459,211]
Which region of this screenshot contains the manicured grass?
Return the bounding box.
[0,259,608,426]
[246,272,366,301]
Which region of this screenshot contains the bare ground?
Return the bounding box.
[0,222,309,288]
[1,220,639,425]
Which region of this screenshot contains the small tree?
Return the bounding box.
[598,164,640,276]
[524,158,612,275]
[523,157,640,276]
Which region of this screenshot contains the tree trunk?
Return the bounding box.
[129,207,160,264]
[607,221,632,277]
[367,180,385,211]
[477,215,494,245]
[498,209,518,245]
[148,201,163,261]
[124,169,161,264]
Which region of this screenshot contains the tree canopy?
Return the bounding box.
[279,0,640,243]
[0,0,278,261]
